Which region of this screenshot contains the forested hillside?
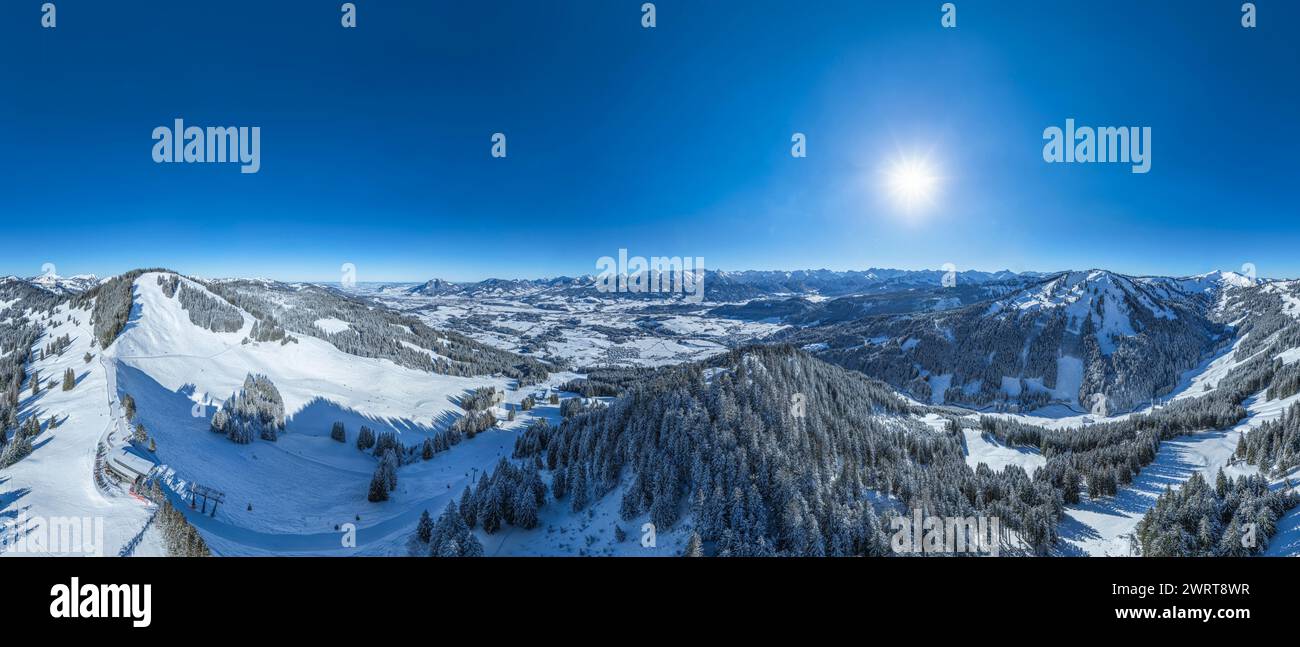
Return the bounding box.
[779,270,1231,413]
[513,345,1065,555]
[202,279,550,383]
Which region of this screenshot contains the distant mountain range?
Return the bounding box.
[777,269,1266,413]
[2,273,103,295]
[392,268,1050,302]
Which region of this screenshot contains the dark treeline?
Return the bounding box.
[142,481,212,557]
[512,418,554,459]
[0,282,51,466]
[0,315,41,439]
[457,457,547,533]
[1267,359,1300,401]
[76,269,169,348]
[1237,401,1300,477]
[560,397,604,418]
[203,279,551,384]
[459,386,501,412]
[451,409,497,438]
[209,374,286,443]
[422,502,484,557]
[177,281,244,333]
[1136,470,1297,556]
[157,273,179,298]
[515,345,1062,556]
[561,366,658,397]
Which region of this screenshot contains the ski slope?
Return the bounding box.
[107,272,589,554]
[0,300,159,556]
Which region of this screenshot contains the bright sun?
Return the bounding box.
[883,156,940,212]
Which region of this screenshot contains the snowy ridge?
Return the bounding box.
[105,273,534,554]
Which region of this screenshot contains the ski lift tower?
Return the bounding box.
[189,484,226,517]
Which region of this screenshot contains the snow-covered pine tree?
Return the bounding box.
[367,470,389,502]
[356,426,376,451]
[684,531,704,557]
[416,509,433,543]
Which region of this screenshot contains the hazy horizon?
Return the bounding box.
[10,263,1286,285]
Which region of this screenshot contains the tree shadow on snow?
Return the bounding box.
[1070,451,1203,519]
[289,397,457,440]
[115,362,459,445]
[0,482,33,527]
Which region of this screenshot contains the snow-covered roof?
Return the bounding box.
[109,448,154,478]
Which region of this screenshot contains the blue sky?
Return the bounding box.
[1,1,1296,281]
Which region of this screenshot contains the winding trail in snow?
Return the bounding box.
[1056,389,1300,556]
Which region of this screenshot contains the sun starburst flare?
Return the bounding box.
[883,155,941,212]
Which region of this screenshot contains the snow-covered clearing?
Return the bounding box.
[963,429,1046,474]
[313,318,351,334]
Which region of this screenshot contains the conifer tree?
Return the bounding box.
[416,509,434,543]
[684,531,704,557]
[367,471,389,502]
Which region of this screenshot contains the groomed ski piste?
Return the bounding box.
[1,272,688,556]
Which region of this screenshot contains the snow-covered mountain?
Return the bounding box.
[1,273,102,296]
[779,269,1251,413]
[29,273,101,294]
[0,270,569,556]
[1157,269,1260,296]
[3,265,1299,558]
[397,268,1046,303]
[402,276,588,298]
[404,278,465,297]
